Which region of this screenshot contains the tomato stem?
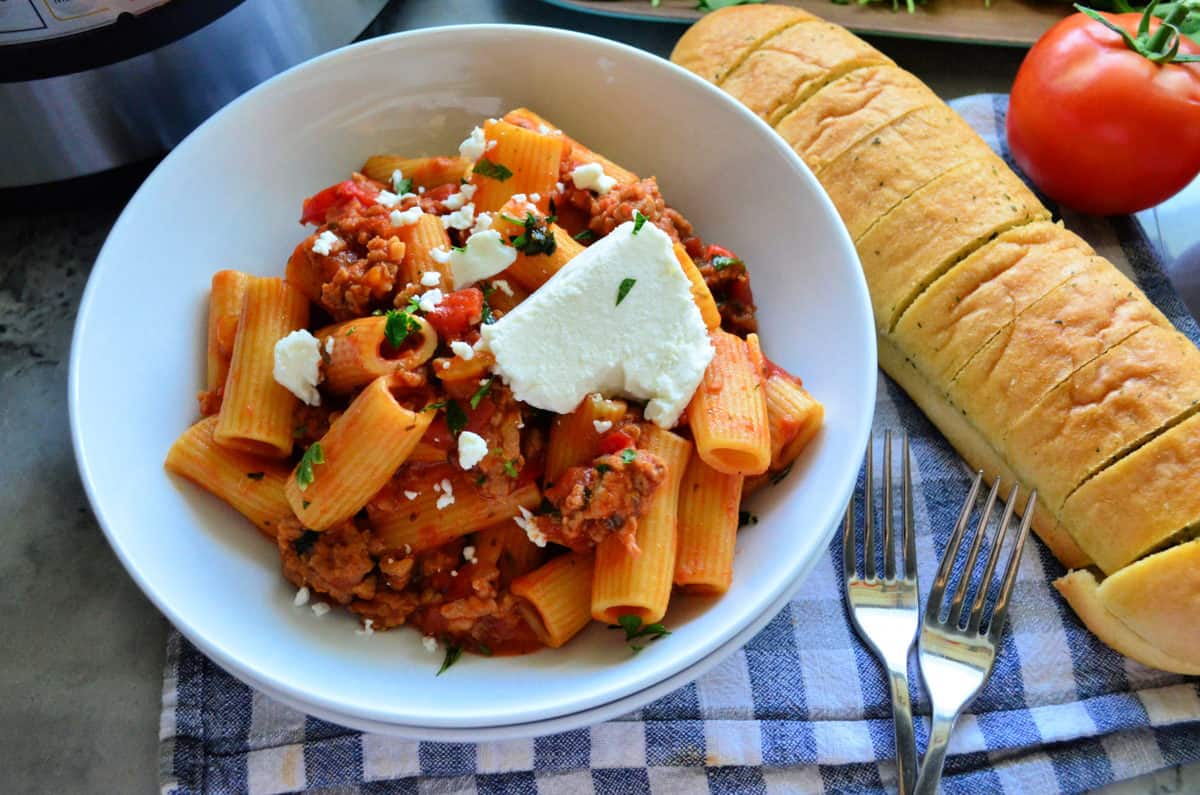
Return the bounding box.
[1075,2,1200,64]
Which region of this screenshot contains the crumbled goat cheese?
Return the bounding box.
[390,205,423,226]
[311,602,330,617]
[450,340,475,360]
[457,430,488,469]
[312,230,339,255]
[442,202,476,230]
[493,279,514,297]
[418,186,426,194]
[404,490,419,501]
[436,479,455,510]
[420,270,442,287]
[376,190,400,208]
[293,586,310,607]
[529,192,541,203]
[324,336,335,355]
[593,420,613,434]
[422,636,438,653]
[515,506,547,547]
[443,183,477,211]
[404,544,412,555]
[356,618,374,636]
[449,230,517,287]
[459,126,487,161]
[463,545,478,564]
[555,181,565,193]
[418,288,444,313]
[430,246,451,264]
[273,329,322,406]
[471,212,494,235]
[571,163,617,195]
[486,139,498,151]
[391,169,405,193]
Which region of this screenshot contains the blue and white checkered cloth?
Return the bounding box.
[159,95,1200,794]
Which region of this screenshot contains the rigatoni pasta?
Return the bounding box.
[167,109,820,663]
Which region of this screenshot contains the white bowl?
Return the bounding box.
[70,24,875,738]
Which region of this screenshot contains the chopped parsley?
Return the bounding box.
[246,471,265,481]
[445,400,468,436]
[480,282,496,325]
[437,645,463,675]
[711,255,743,271]
[384,306,421,348]
[508,212,557,256]
[472,158,512,182]
[345,326,356,336]
[613,614,671,653]
[631,210,648,235]
[470,377,494,409]
[393,175,413,195]
[476,643,493,657]
[769,462,794,486]
[595,463,612,475]
[423,400,446,412]
[573,229,595,243]
[292,529,320,556]
[616,278,637,306]
[738,510,759,528]
[620,448,638,464]
[503,459,519,478]
[296,443,325,491]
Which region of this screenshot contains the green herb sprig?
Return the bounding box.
[616,278,637,306]
[473,158,513,182]
[437,645,463,675]
[611,614,671,653]
[296,443,325,491]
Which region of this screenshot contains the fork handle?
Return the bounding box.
[887,666,918,795]
[915,711,958,795]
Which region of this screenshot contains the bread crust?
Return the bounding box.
[1063,411,1200,574]
[669,5,813,85]
[817,106,988,242]
[857,158,1049,331]
[894,221,1099,386]
[719,20,891,125]
[1006,325,1200,514]
[774,65,941,175]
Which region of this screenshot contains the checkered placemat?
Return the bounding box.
[159,95,1200,794]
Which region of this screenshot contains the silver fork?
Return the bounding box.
[843,431,919,795]
[914,473,1036,795]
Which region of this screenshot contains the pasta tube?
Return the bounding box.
[214,276,309,458]
[500,223,585,292]
[361,155,471,190]
[205,270,250,398]
[763,365,824,471]
[502,108,640,186]
[592,427,691,625]
[674,244,721,329]
[470,120,566,214]
[164,416,292,539]
[545,394,628,485]
[315,315,437,395]
[687,328,771,476]
[513,551,595,648]
[398,213,454,289]
[674,449,744,594]
[369,478,542,553]
[285,376,433,530]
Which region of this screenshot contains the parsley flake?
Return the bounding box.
[573,229,595,243]
[445,400,468,436]
[473,158,512,182]
[503,459,519,478]
[296,443,325,491]
[470,377,493,409]
[616,278,637,306]
[508,212,556,256]
[423,400,447,412]
[631,211,648,235]
[614,614,671,653]
[769,462,794,487]
[393,176,413,195]
[620,448,637,464]
[246,471,265,481]
[437,645,463,675]
[711,255,743,271]
[384,307,421,348]
[595,463,612,475]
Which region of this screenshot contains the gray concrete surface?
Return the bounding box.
[0,0,1194,792]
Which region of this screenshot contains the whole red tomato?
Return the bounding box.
[1007,7,1200,215]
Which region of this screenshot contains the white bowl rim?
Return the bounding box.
[70,22,877,730]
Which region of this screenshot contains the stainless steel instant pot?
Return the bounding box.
[0,0,387,188]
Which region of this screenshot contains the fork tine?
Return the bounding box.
[864,435,876,580]
[987,489,1036,643]
[903,433,916,581]
[945,478,1001,628]
[927,470,983,618]
[883,430,895,580]
[842,499,855,580]
[966,484,1018,634]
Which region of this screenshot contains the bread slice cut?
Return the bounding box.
[1062,411,1200,573]
[949,264,1170,448]
[773,65,940,175]
[1006,325,1200,515]
[669,5,814,85]
[878,334,1092,568]
[1055,540,1200,675]
[857,159,1049,331]
[719,20,892,125]
[817,106,989,242]
[894,221,1099,386]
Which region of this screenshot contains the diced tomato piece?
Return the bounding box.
[705,243,738,262]
[597,429,635,455]
[300,179,381,225]
[423,288,484,338]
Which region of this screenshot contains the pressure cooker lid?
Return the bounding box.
[0,0,244,82]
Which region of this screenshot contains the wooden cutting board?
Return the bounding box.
[541,0,1074,46]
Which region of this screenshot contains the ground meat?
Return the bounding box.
[697,250,758,336]
[291,403,338,449]
[411,591,541,655]
[196,386,222,417]
[559,170,693,243]
[350,588,419,630]
[277,520,376,605]
[536,450,667,554]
